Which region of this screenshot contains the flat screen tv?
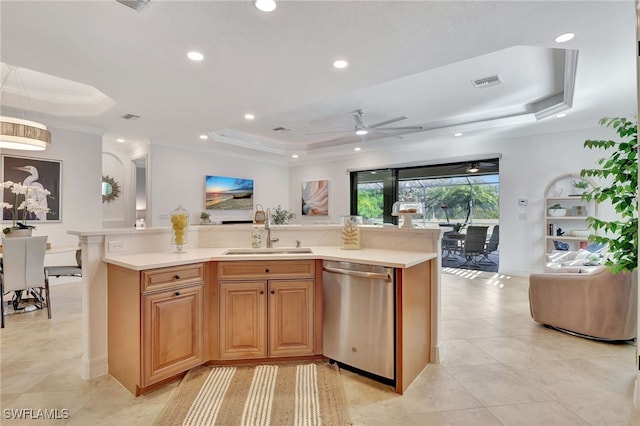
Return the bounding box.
[205,175,254,210]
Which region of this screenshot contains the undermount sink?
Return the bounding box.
[223,247,313,255]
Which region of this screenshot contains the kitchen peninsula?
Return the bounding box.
[70,224,443,395]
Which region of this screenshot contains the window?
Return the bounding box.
[351,159,499,227]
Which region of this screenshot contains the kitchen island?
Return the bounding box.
[71,225,443,395]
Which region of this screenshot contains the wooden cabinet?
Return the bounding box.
[108,263,205,395]
[219,280,266,359]
[217,260,317,360]
[142,284,204,386]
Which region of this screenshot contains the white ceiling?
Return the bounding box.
[0,1,637,163]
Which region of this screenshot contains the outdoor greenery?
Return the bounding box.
[356,176,499,224]
[580,117,637,273]
[356,184,384,221]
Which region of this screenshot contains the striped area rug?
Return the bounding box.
[154,362,351,426]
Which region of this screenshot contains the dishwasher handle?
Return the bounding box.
[322,265,392,281]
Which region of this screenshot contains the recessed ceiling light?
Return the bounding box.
[187,51,204,61]
[556,113,567,118]
[333,59,349,69]
[116,138,126,143]
[255,0,276,12]
[199,134,209,140]
[354,147,362,152]
[454,132,463,137]
[554,33,574,43]
[244,113,255,120]
[291,154,299,159]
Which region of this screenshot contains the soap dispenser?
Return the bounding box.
[250,226,262,248]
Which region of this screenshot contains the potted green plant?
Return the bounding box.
[580,117,637,273]
[548,203,567,217]
[1,180,51,236]
[270,205,295,225]
[452,222,465,233]
[200,211,211,224]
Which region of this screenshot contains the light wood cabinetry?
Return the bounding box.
[108,263,205,395]
[217,260,317,360]
[544,173,597,255]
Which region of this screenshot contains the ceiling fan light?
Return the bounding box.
[355,128,368,136]
[255,0,276,12]
[466,165,480,173]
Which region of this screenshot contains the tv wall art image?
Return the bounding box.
[205,175,254,210]
[301,179,329,216]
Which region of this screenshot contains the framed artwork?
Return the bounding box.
[301,179,329,216]
[572,205,587,216]
[2,155,62,222]
[205,175,254,210]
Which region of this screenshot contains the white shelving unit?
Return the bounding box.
[544,173,597,254]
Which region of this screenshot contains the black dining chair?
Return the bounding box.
[480,225,499,264]
[47,248,82,278]
[460,226,489,269]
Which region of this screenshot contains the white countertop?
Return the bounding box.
[103,246,437,270]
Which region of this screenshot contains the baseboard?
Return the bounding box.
[82,355,109,380]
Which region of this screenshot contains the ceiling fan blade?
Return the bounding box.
[304,129,351,136]
[478,162,496,167]
[370,130,404,139]
[368,116,407,129]
[374,125,423,131]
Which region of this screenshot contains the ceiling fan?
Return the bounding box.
[451,161,497,173]
[306,109,423,142]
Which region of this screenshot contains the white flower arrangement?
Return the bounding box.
[1,180,51,234]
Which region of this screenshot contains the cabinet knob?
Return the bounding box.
[174,274,181,280]
[270,290,275,295]
[265,269,270,273]
[260,290,264,295]
[174,291,181,296]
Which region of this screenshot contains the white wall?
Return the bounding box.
[149,145,290,228]
[289,125,618,276]
[29,121,621,276]
[1,126,102,266]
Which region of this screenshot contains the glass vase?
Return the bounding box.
[341,215,362,250]
[170,204,189,252]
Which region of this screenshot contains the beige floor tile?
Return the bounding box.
[401,407,504,425]
[556,394,640,425]
[488,401,589,425]
[438,340,499,367]
[446,364,553,406]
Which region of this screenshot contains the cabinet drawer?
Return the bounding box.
[218,260,315,280]
[142,263,205,293]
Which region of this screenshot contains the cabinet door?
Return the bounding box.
[269,280,314,357]
[219,281,267,359]
[142,284,204,386]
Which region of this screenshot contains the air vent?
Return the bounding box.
[121,113,140,120]
[116,0,150,11]
[472,75,501,89]
[272,126,290,132]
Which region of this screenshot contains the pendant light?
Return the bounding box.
[0,66,51,151]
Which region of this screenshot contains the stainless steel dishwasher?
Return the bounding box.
[322,260,395,382]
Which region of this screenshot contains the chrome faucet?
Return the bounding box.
[265,208,279,248]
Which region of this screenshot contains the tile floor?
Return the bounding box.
[1,271,638,425]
